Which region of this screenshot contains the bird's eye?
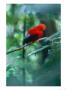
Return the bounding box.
[27,34,30,37]
[25,32,30,37]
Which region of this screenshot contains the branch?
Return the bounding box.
[6,37,47,55]
[37,31,60,42]
[27,45,50,57]
[7,43,30,54]
[7,32,60,55]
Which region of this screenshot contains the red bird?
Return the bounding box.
[7,24,47,54]
[23,24,47,44]
[7,23,51,57]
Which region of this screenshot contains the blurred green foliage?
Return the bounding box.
[6,4,61,86]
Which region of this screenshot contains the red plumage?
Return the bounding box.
[23,24,47,44]
[28,24,47,38]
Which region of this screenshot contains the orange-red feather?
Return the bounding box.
[28,24,47,38]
